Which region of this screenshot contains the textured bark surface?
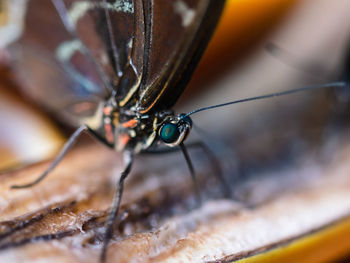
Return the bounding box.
[0,135,350,262]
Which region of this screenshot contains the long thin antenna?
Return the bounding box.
[184,82,349,118]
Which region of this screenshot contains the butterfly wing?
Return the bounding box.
[11,0,224,124]
[58,0,225,114]
[135,0,226,113]
[10,0,138,124]
[59,0,145,108]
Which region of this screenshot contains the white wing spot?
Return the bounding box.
[110,0,134,13]
[100,51,109,66]
[69,0,134,28]
[56,39,84,62]
[174,0,195,27]
[69,1,92,27]
[127,38,133,49]
[55,39,100,93]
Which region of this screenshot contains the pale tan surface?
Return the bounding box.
[0,135,350,262]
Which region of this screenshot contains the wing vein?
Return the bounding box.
[140,0,153,88]
[51,0,113,94]
[102,0,123,77]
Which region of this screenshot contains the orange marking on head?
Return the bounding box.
[119,134,131,148]
[104,107,112,115]
[104,123,114,143]
[121,119,138,128]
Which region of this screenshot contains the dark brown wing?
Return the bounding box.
[136,0,226,113]
[11,0,224,123]
[64,0,225,114]
[60,0,145,108]
[10,0,139,124]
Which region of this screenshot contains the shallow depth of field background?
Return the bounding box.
[1,0,350,261]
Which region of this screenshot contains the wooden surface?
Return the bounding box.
[1,133,350,262]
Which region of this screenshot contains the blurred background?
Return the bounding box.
[1,0,350,261]
[1,0,350,170]
[181,0,350,174]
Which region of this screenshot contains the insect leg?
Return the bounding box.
[100,152,133,263]
[180,143,202,206]
[187,141,231,199]
[143,142,232,199]
[11,125,88,189]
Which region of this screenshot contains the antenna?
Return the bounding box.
[183,82,349,118]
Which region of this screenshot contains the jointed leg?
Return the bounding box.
[188,142,232,198]
[11,125,88,189]
[143,141,232,198]
[100,152,133,263]
[180,143,202,206]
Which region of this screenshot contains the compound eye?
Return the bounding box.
[159,123,180,143]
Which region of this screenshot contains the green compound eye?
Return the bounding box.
[160,123,180,143]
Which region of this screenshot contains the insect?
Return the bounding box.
[7,0,349,262]
[9,0,226,261]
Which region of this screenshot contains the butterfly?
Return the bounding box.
[9,0,226,261]
[7,0,349,262]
